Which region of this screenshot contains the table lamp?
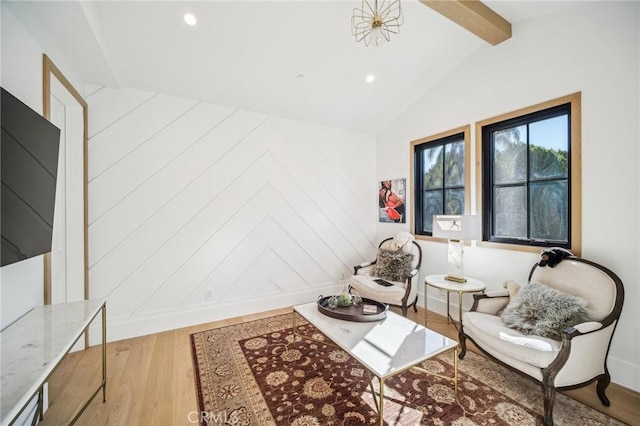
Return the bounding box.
[432,215,481,283]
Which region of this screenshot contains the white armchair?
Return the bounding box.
[348,237,422,316]
[458,257,624,426]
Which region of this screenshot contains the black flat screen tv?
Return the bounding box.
[1,87,61,267]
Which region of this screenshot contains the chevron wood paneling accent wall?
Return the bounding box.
[86,87,377,341]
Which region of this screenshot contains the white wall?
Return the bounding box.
[377,2,640,392]
[0,257,43,330]
[0,4,86,326]
[1,5,88,423]
[0,5,45,332]
[87,87,377,341]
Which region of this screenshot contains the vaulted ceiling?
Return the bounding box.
[5,1,584,133]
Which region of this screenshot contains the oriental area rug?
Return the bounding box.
[190,313,624,426]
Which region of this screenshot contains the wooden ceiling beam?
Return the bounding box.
[419,0,512,46]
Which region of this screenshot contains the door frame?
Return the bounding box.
[41,54,89,308]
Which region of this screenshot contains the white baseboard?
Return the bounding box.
[419,291,469,321]
[608,355,640,392]
[92,283,343,345]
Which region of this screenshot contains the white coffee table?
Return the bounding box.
[293,302,458,426]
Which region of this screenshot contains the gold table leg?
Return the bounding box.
[30,389,43,426]
[454,347,458,397]
[424,284,428,326]
[426,277,485,329]
[378,376,385,426]
[425,285,456,327]
[292,312,297,348]
[439,291,465,332]
[102,304,107,402]
[70,302,108,425]
[411,346,459,401]
[369,380,378,411]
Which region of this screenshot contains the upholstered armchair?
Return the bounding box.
[348,236,422,316]
[458,257,624,426]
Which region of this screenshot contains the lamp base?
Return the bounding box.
[446,239,466,283]
[444,275,467,283]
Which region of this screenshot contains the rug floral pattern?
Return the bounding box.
[190,313,625,425]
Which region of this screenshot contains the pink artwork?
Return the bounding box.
[379,179,406,223]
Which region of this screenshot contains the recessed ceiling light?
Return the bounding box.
[184,13,197,26]
[366,74,375,83]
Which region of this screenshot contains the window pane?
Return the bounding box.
[423,190,443,232]
[444,188,464,215]
[530,181,568,241]
[494,125,527,184]
[493,186,527,238]
[444,141,464,187]
[530,115,568,180]
[482,100,577,249]
[423,146,443,189]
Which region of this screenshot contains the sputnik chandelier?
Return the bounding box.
[351,0,403,47]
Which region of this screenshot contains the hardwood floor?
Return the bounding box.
[41,306,639,425]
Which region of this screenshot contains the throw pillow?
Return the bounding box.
[373,249,414,282]
[503,280,521,299]
[500,281,591,340]
[496,280,522,316]
[389,231,415,253]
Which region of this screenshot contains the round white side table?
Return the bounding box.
[424,274,486,329]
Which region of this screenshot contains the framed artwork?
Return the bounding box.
[379,178,406,223]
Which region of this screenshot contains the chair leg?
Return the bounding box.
[596,370,611,406]
[412,295,418,313]
[542,380,556,426]
[401,304,408,317]
[458,330,467,359]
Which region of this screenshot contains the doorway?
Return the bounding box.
[42,55,88,310]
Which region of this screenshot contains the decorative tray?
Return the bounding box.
[316,296,388,322]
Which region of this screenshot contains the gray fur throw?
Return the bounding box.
[500,281,591,340]
[373,249,413,282]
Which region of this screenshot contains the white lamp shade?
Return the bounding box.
[432,215,481,241]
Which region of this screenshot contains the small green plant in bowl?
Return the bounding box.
[337,292,352,307]
[327,295,339,308]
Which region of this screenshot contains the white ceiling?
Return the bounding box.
[6,0,585,133]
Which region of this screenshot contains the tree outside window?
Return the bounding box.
[478,93,581,253]
[411,127,470,237]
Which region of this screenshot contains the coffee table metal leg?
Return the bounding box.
[410,346,459,401]
[454,347,458,398]
[367,376,385,425]
[368,379,379,414]
[378,376,385,426]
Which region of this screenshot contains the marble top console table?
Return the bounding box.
[0,299,106,425]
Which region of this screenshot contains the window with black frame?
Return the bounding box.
[413,129,468,237]
[481,103,571,247]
